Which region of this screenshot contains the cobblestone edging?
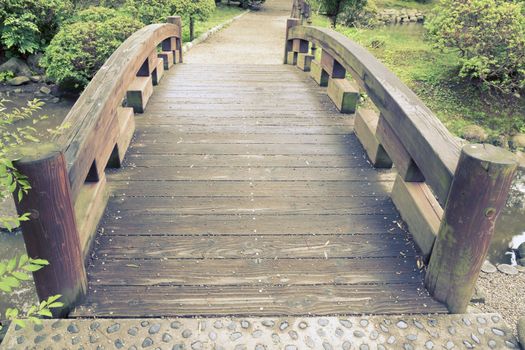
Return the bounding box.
[182,10,251,54]
[1,314,520,349]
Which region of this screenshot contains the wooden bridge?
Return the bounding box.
[13,0,518,320]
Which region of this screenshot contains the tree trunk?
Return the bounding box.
[190,18,195,41]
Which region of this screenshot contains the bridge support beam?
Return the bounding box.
[13,143,87,316]
[425,144,517,313]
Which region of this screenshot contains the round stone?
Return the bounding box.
[379,324,389,333]
[52,320,63,329]
[387,336,396,344]
[128,327,138,336]
[492,315,501,323]
[342,341,352,350]
[360,345,369,350]
[173,344,184,350]
[505,340,517,348]
[463,340,474,349]
[322,341,333,350]
[227,322,236,331]
[353,330,365,338]
[317,328,326,337]
[115,339,125,349]
[234,344,247,350]
[298,321,308,329]
[413,320,424,329]
[445,341,455,350]
[285,345,297,350]
[477,317,487,324]
[305,336,315,348]
[241,320,250,329]
[359,319,369,327]
[262,320,275,327]
[141,321,149,327]
[52,334,62,342]
[370,330,378,340]
[182,329,192,338]
[289,330,298,340]
[425,340,434,349]
[230,332,242,341]
[149,324,161,334]
[471,333,480,344]
[34,324,44,332]
[396,321,408,329]
[171,321,182,329]
[90,334,99,343]
[497,264,519,275]
[252,330,263,338]
[339,319,352,329]
[255,345,266,350]
[335,327,344,337]
[318,318,329,326]
[492,328,506,336]
[403,344,413,350]
[481,260,497,273]
[407,334,417,341]
[271,333,280,343]
[67,324,80,333]
[35,335,46,343]
[213,321,223,329]
[107,323,121,334]
[191,341,203,350]
[448,326,456,335]
[463,317,472,326]
[162,333,173,342]
[279,321,289,330]
[488,339,497,348]
[142,337,154,348]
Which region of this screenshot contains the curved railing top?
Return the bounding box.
[54,20,181,199]
[288,25,462,203]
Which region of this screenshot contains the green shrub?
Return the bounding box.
[122,0,174,24]
[41,14,143,91]
[70,6,121,23]
[0,0,74,55]
[426,0,525,93]
[172,0,215,40]
[317,0,367,27]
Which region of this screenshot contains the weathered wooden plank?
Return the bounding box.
[127,75,153,113]
[128,143,363,156]
[74,174,109,260]
[321,50,345,79]
[101,214,403,236]
[297,53,314,71]
[354,109,392,168]
[310,59,329,86]
[108,180,393,197]
[376,114,424,182]
[121,154,371,168]
[106,195,397,215]
[151,59,164,86]
[95,234,416,259]
[135,117,350,127]
[292,38,309,53]
[137,50,158,77]
[391,175,442,258]
[72,284,446,317]
[327,78,359,114]
[158,51,174,70]
[136,124,351,134]
[114,107,135,167]
[108,166,397,181]
[89,257,422,286]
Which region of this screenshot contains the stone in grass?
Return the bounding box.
[518,317,525,349]
[462,125,488,143]
[481,260,497,274]
[39,86,51,95]
[7,76,30,86]
[497,264,518,275]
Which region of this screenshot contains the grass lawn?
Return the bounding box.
[310,13,525,144]
[181,3,245,43]
[374,0,436,11]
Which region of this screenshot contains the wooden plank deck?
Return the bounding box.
[72,64,447,317]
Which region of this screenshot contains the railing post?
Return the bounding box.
[13,143,87,316]
[167,16,183,63]
[425,144,517,313]
[284,18,300,64]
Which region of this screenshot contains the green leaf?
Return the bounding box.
[11,271,31,281]
[6,257,16,272]
[2,276,20,288]
[22,264,43,272]
[30,259,49,266]
[37,309,52,317]
[13,319,26,328]
[48,302,64,309]
[18,254,28,268]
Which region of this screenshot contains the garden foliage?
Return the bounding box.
[0,0,74,55]
[427,0,525,93]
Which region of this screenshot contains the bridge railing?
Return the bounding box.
[12,16,183,314]
[285,20,519,313]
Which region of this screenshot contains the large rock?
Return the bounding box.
[27,53,44,74]
[0,57,32,77]
[511,133,525,149]
[462,125,488,142]
[7,76,30,86]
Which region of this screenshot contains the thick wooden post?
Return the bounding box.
[167,16,183,63]
[425,144,517,313]
[13,143,87,316]
[284,18,300,64]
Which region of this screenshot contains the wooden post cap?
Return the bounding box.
[12,142,63,164]
[462,143,518,167]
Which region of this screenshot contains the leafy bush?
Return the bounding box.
[426,0,525,93]
[0,0,74,55]
[70,6,121,23]
[0,71,15,83]
[316,0,367,27]
[172,0,215,40]
[123,0,175,24]
[338,0,376,26]
[41,14,143,90]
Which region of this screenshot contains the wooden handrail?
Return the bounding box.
[13,17,183,314]
[285,21,519,313]
[287,24,461,204]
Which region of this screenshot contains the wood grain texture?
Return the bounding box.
[76,64,445,317]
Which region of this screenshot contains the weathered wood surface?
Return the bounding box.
[288,26,462,204]
[74,64,446,317]
[426,144,518,313]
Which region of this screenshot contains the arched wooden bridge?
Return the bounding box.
[13,0,518,320]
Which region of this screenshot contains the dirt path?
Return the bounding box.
[185,0,291,64]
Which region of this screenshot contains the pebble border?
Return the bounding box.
[1,314,519,349]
